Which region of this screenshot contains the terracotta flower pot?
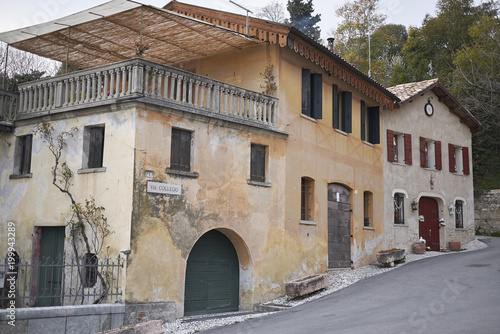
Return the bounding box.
[449,241,461,251]
[412,242,426,254]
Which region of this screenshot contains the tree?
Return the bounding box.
[256,1,287,23]
[452,14,500,188]
[286,0,321,42]
[330,0,386,81]
[33,123,114,304]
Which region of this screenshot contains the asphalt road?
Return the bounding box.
[203,237,500,334]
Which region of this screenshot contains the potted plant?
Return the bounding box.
[412,242,426,254]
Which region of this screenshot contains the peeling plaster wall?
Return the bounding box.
[126,106,288,316]
[383,91,475,252]
[0,106,136,300]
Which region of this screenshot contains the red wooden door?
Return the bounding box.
[419,197,440,251]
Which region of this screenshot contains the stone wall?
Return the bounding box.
[0,304,124,334]
[475,189,500,235]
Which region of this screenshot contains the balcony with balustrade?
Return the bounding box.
[0,58,280,134]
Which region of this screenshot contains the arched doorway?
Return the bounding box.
[419,197,440,251]
[184,230,239,316]
[328,183,351,268]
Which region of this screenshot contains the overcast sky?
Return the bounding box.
[1,0,444,41]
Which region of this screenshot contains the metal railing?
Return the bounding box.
[3,58,278,129]
[0,254,123,308]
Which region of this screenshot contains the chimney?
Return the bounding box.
[327,37,334,52]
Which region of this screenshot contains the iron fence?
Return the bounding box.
[0,254,123,308]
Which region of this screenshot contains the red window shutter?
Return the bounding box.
[463,147,470,175]
[420,137,426,168]
[435,141,442,170]
[387,129,394,162]
[448,143,456,173]
[404,134,412,165]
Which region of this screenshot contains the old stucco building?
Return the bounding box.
[383,79,482,252]
[6,0,484,327]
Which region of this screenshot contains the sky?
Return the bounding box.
[0,0,444,42]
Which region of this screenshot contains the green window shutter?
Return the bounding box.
[250,144,266,182]
[360,101,366,141]
[171,128,191,171]
[368,106,379,144]
[332,84,339,129]
[342,91,352,133]
[301,69,311,117]
[20,134,33,174]
[311,73,322,119]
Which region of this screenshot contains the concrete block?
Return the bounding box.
[66,315,102,334]
[285,274,329,298]
[0,319,28,334]
[28,317,66,334]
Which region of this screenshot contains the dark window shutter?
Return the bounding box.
[368,106,379,144]
[420,137,427,168]
[301,69,311,117]
[361,100,366,141]
[463,146,470,175]
[89,127,104,168]
[311,73,322,119]
[342,91,352,133]
[250,144,266,182]
[20,135,33,174]
[435,141,442,170]
[332,84,339,129]
[171,128,191,171]
[387,129,394,162]
[404,134,412,165]
[448,143,456,173]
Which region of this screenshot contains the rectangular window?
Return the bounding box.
[364,191,373,227]
[333,85,352,133]
[301,69,322,119]
[394,193,405,224]
[14,134,33,175]
[388,131,411,164]
[455,200,463,228]
[170,128,191,172]
[367,106,380,144]
[449,144,469,175]
[420,137,440,169]
[82,126,105,169]
[250,144,266,182]
[360,100,368,141]
[301,177,314,221]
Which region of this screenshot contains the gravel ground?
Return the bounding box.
[162,237,488,334]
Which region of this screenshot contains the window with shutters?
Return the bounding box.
[301,177,315,221]
[449,144,469,175]
[11,134,33,177]
[360,103,380,144]
[170,128,192,172]
[387,130,412,164]
[250,144,266,183]
[363,191,373,227]
[420,137,441,170]
[394,193,405,225]
[301,69,322,119]
[455,200,464,228]
[82,125,105,170]
[333,84,352,133]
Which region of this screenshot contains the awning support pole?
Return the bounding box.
[66,27,70,74]
[3,44,9,90]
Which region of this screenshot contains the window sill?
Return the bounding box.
[423,167,438,172]
[247,179,272,188]
[300,113,317,123]
[363,226,375,231]
[9,173,33,179]
[165,168,199,178]
[391,161,409,167]
[334,128,348,137]
[362,141,374,147]
[299,220,317,226]
[78,167,107,174]
[452,172,466,176]
[394,223,408,227]
[455,228,466,231]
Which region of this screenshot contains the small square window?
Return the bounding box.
[170,128,192,172]
[250,144,266,182]
[14,134,32,175]
[83,126,105,169]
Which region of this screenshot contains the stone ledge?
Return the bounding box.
[97,320,162,334]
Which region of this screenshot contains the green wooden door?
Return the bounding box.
[36,226,65,306]
[184,230,239,316]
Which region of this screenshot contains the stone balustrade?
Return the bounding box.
[0,89,18,122]
[12,58,278,129]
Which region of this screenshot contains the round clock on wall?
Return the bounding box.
[424,102,434,117]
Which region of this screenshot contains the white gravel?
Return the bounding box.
[162,237,488,334]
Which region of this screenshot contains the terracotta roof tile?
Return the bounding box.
[387,78,439,103]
